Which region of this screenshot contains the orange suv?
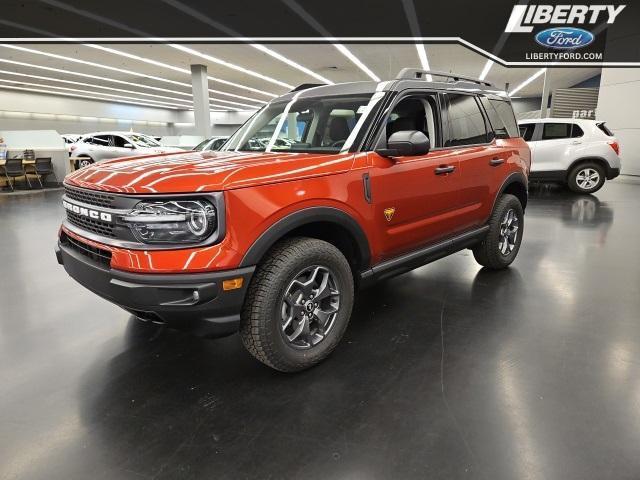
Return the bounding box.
[56,69,530,371]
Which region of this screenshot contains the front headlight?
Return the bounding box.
[123,199,217,244]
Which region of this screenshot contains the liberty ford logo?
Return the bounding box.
[63,199,113,222]
[535,27,595,49]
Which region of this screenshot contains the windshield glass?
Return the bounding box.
[221,93,377,154]
[193,138,211,151]
[127,134,161,148]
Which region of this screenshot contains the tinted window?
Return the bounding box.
[443,94,489,147]
[386,94,439,146]
[519,124,536,141]
[90,135,110,146]
[210,138,227,150]
[542,123,571,140]
[112,135,131,148]
[597,122,614,136]
[571,124,584,138]
[489,99,519,137]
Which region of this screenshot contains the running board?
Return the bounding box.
[360,226,489,285]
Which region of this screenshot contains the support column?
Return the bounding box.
[190,64,211,137]
[540,69,551,118]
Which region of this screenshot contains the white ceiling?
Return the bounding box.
[0,41,599,112]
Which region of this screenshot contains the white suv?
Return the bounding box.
[518,118,621,193]
[71,131,183,168]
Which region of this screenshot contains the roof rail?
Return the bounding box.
[395,68,494,87]
[290,83,326,92]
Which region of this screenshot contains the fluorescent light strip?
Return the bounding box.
[250,44,333,84]
[415,44,433,82]
[509,68,547,96]
[0,69,194,106]
[83,44,275,100]
[169,44,293,89]
[332,44,380,82]
[0,78,187,108]
[0,57,193,98]
[0,84,178,109]
[160,0,333,84]
[0,44,190,88]
[479,60,493,81]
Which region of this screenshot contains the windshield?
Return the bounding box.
[193,138,211,151]
[221,93,379,154]
[127,134,161,148]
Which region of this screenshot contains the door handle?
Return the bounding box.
[571,140,582,145]
[435,165,456,175]
[489,158,505,166]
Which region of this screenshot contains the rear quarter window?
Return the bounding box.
[481,97,519,138]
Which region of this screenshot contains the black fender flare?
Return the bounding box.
[495,171,528,211]
[239,207,371,268]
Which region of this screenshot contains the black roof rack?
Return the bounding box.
[395,68,494,87]
[290,83,326,92]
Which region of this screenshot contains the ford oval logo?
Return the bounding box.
[535,27,594,49]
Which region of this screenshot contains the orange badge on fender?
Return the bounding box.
[384,207,395,221]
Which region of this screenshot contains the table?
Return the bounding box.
[0,158,75,189]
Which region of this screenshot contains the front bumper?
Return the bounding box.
[56,237,254,337]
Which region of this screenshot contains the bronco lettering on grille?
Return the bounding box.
[63,200,113,222]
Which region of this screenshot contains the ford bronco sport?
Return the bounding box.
[56,69,530,372]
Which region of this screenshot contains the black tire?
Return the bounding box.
[473,194,524,270]
[567,162,605,194]
[76,157,94,169]
[240,237,354,372]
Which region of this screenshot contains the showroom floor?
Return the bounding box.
[1,178,640,480]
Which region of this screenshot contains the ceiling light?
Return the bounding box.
[509,68,547,96]
[415,44,433,82]
[0,68,193,105]
[250,44,333,84]
[83,44,275,100]
[332,44,380,82]
[479,60,494,81]
[0,78,187,108]
[0,84,179,109]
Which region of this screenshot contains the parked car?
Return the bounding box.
[56,69,530,372]
[70,131,183,168]
[518,118,620,193]
[61,134,81,156]
[193,136,229,152]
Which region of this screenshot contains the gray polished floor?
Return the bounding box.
[1,178,639,480]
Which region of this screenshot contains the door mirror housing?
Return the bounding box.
[123,143,134,149]
[376,130,430,158]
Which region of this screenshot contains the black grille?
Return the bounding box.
[67,210,115,238]
[64,186,115,208]
[61,232,112,266]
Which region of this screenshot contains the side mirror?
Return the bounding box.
[376,130,430,158]
[123,143,134,149]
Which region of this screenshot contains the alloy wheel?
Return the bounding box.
[576,167,600,190]
[498,208,519,256]
[280,265,341,349]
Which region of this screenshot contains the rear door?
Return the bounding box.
[440,92,501,230]
[529,122,582,172]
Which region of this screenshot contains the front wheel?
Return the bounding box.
[473,194,524,269]
[240,237,354,372]
[567,162,605,193]
[76,157,94,169]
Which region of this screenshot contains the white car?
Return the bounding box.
[61,134,81,156]
[70,131,184,168]
[518,118,621,193]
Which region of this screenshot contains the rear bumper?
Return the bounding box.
[56,238,254,337]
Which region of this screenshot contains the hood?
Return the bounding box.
[65,150,355,194]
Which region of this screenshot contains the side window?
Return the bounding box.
[443,94,489,147]
[571,124,584,138]
[111,135,130,148]
[541,123,571,140]
[519,124,536,141]
[385,93,439,147]
[487,98,519,138]
[91,135,110,147]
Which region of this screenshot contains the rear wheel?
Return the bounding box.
[240,237,354,372]
[567,162,605,193]
[473,194,524,270]
[76,157,93,169]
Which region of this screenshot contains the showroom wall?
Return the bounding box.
[0,90,252,137]
[597,68,640,176]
